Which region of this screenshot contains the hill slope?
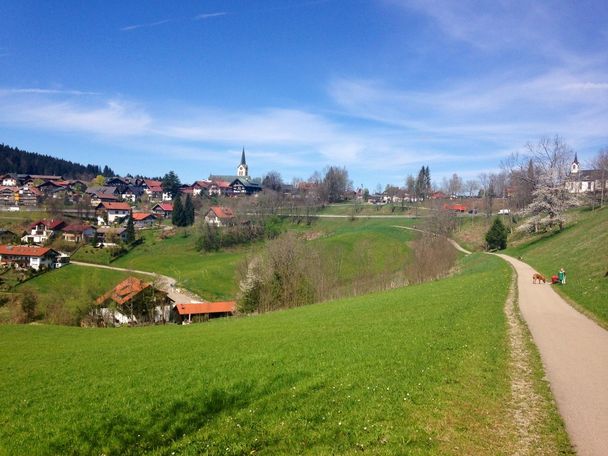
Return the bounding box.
[0,143,114,179]
[0,254,570,455]
[507,207,608,325]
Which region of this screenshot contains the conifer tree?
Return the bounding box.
[485,217,508,250]
[125,216,135,244]
[184,194,195,226]
[172,197,185,226]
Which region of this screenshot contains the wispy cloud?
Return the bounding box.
[194,12,228,20]
[4,88,100,96]
[121,19,172,32]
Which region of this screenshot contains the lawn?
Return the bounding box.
[110,219,418,301]
[506,206,608,325]
[0,253,570,455]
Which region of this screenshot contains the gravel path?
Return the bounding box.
[70,261,203,304]
[497,254,608,456]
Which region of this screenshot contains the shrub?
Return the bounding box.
[485,218,508,250]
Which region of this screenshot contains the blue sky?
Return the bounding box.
[1,0,607,189]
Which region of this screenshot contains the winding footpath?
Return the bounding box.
[70,261,203,304]
[496,254,608,456]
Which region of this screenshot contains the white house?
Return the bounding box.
[0,245,59,270]
[204,206,235,227]
[21,220,66,245]
[96,202,132,225]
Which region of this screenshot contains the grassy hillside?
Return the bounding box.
[507,207,608,325]
[111,219,416,301]
[0,254,570,455]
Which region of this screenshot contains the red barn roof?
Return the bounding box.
[153,202,173,212]
[0,245,56,257]
[30,219,65,230]
[96,277,151,306]
[209,206,234,219]
[98,202,132,211]
[174,301,236,316]
[132,212,156,221]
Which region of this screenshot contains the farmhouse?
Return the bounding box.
[0,174,18,187]
[230,177,262,196]
[62,224,97,243]
[96,276,173,325]
[96,227,128,245]
[96,202,132,225]
[152,202,173,219]
[172,301,236,324]
[0,186,18,206]
[132,212,158,228]
[0,245,59,270]
[204,206,235,227]
[22,219,66,245]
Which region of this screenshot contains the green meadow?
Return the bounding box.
[0,253,571,455]
[110,218,417,301]
[507,207,608,325]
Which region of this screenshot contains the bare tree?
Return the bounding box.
[591,148,608,207]
[447,173,463,197]
[464,179,479,198]
[262,170,283,192]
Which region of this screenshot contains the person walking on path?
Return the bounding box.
[559,267,566,284]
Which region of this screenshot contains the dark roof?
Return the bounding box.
[230,177,262,190]
[573,169,605,181]
[240,148,247,166]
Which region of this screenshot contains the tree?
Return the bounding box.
[464,179,479,198]
[162,171,182,199]
[447,173,463,197]
[518,179,577,233]
[125,216,135,244]
[184,194,195,226]
[591,148,608,207]
[320,166,351,203]
[414,166,431,200]
[172,197,185,226]
[405,174,416,198]
[262,171,283,192]
[91,175,105,186]
[485,218,508,250]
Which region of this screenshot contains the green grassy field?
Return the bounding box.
[506,207,608,325]
[318,203,418,216]
[0,253,571,455]
[110,219,417,301]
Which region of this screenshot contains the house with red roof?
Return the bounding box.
[0,245,59,270]
[22,219,66,245]
[204,206,235,227]
[132,212,158,228]
[62,224,97,243]
[96,202,132,225]
[142,179,172,201]
[172,301,236,324]
[152,202,173,219]
[95,276,173,325]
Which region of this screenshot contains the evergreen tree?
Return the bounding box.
[162,171,182,199]
[125,216,135,244]
[172,197,185,226]
[184,194,195,226]
[485,218,508,250]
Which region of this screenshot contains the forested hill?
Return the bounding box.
[0,144,114,179]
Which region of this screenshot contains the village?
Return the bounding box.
[0,146,606,327]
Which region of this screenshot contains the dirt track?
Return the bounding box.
[497,255,608,456]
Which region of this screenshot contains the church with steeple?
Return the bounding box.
[566,152,607,194]
[208,147,262,195]
[237,148,249,178]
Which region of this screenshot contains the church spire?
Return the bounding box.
[573,152,579,164]
[240,147,247,166]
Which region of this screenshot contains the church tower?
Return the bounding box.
[571,152,580,174]
[237,148,249,177]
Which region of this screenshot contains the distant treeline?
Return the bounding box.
[0,143,115,179]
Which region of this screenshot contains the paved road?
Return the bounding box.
[70,261,202,304]
[497,254,608,456]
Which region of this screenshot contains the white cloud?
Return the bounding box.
[194,12,228,20]
[121,19,171,32]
